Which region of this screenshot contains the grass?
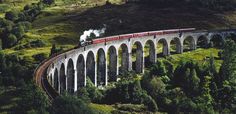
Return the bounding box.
[162,48,222,70]
[89,103,114,113]
[0,1,231,114]
[1,0,236,60]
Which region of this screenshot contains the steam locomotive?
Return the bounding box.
[77,28,195,48]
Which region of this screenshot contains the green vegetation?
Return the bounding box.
[51,93,96,114]
[166,48,222,70]
[0,0,49,49]
[89,103,114,113]
[0,0,236,113]
[1,0,236,59]
[0,0,39,17]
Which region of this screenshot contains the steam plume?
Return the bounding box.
[80,25,106,42]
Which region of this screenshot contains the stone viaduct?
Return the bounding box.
[45,29,236,94]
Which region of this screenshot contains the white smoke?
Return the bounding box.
[80,25,106,42]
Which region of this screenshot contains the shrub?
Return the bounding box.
[24,4,31,11]
[5,10,19,22]
[6,33,17,47]
[76,87,91,103]
[85,78,104,103]
[162,59,174,79]
[18,21,32,31]
[42,0,55,5]
[149,60,167,77]
[17,12,26,22]
[51,93,95,114]
[32,53,48,62]
[29,39,46,47]
[11,25,25,39]
[0,39,2,50]
[17,82,49,113]
[0,4,10,13]
[142,94,158,112]
[50,44,63,56]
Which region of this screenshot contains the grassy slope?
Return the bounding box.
[0,1,229,114]
[89,103,115,113]
[0,0,39,17]
[3,0,236,58]
[166,48,222,70]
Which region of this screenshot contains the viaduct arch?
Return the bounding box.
[42,29,236,95]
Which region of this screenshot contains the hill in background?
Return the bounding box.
[2,0,236,59]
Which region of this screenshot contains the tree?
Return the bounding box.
[11,25,25,39]
[194,76,215,114]
[5,10,19,21]
[149,60,166,76]
[51,93,95,114]
[50,44,63,56]
[178,98,197,112]
[32,53,48,62]
[5,33,17,47]
[142,93,158,112]
[173,61,200,96]
[17,12,26,22]
[85,78,103,103]
[162,59,174,79]
[141,72,166,110]
[0,39,2,50]
[18,21,32,31]
[200,76,214,107]
[24,4,31,11]
[190,69,200,94]
[217,40,236,111]
[17,82,49,114]
[50,44,57,56]
[0,51,6,75]
[42,0,55,5]
[220,40,236,84]
[76,87,91,103]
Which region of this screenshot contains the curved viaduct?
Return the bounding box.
[35,28,236,98]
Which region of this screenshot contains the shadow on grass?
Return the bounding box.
[65,2,229,37]
[52,35,80,45]
[30,2,233,47]
[0,87,20,113]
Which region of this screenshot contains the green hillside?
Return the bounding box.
[2,0,236,59]
[0,0,39,17]
[0,0,236,114]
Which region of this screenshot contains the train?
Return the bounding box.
[78,28,196,47]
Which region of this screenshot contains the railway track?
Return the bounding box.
[34,54,59,102]
[34,47,76,102]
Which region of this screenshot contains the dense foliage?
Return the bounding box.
[42,0,55,5]
[139,41,236,113]
[17,82,49,114]
[0,1,52,49]
[1,40,236,113]
[51,93,95,114]
[0,0,236,113]
[0,51,36,86]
